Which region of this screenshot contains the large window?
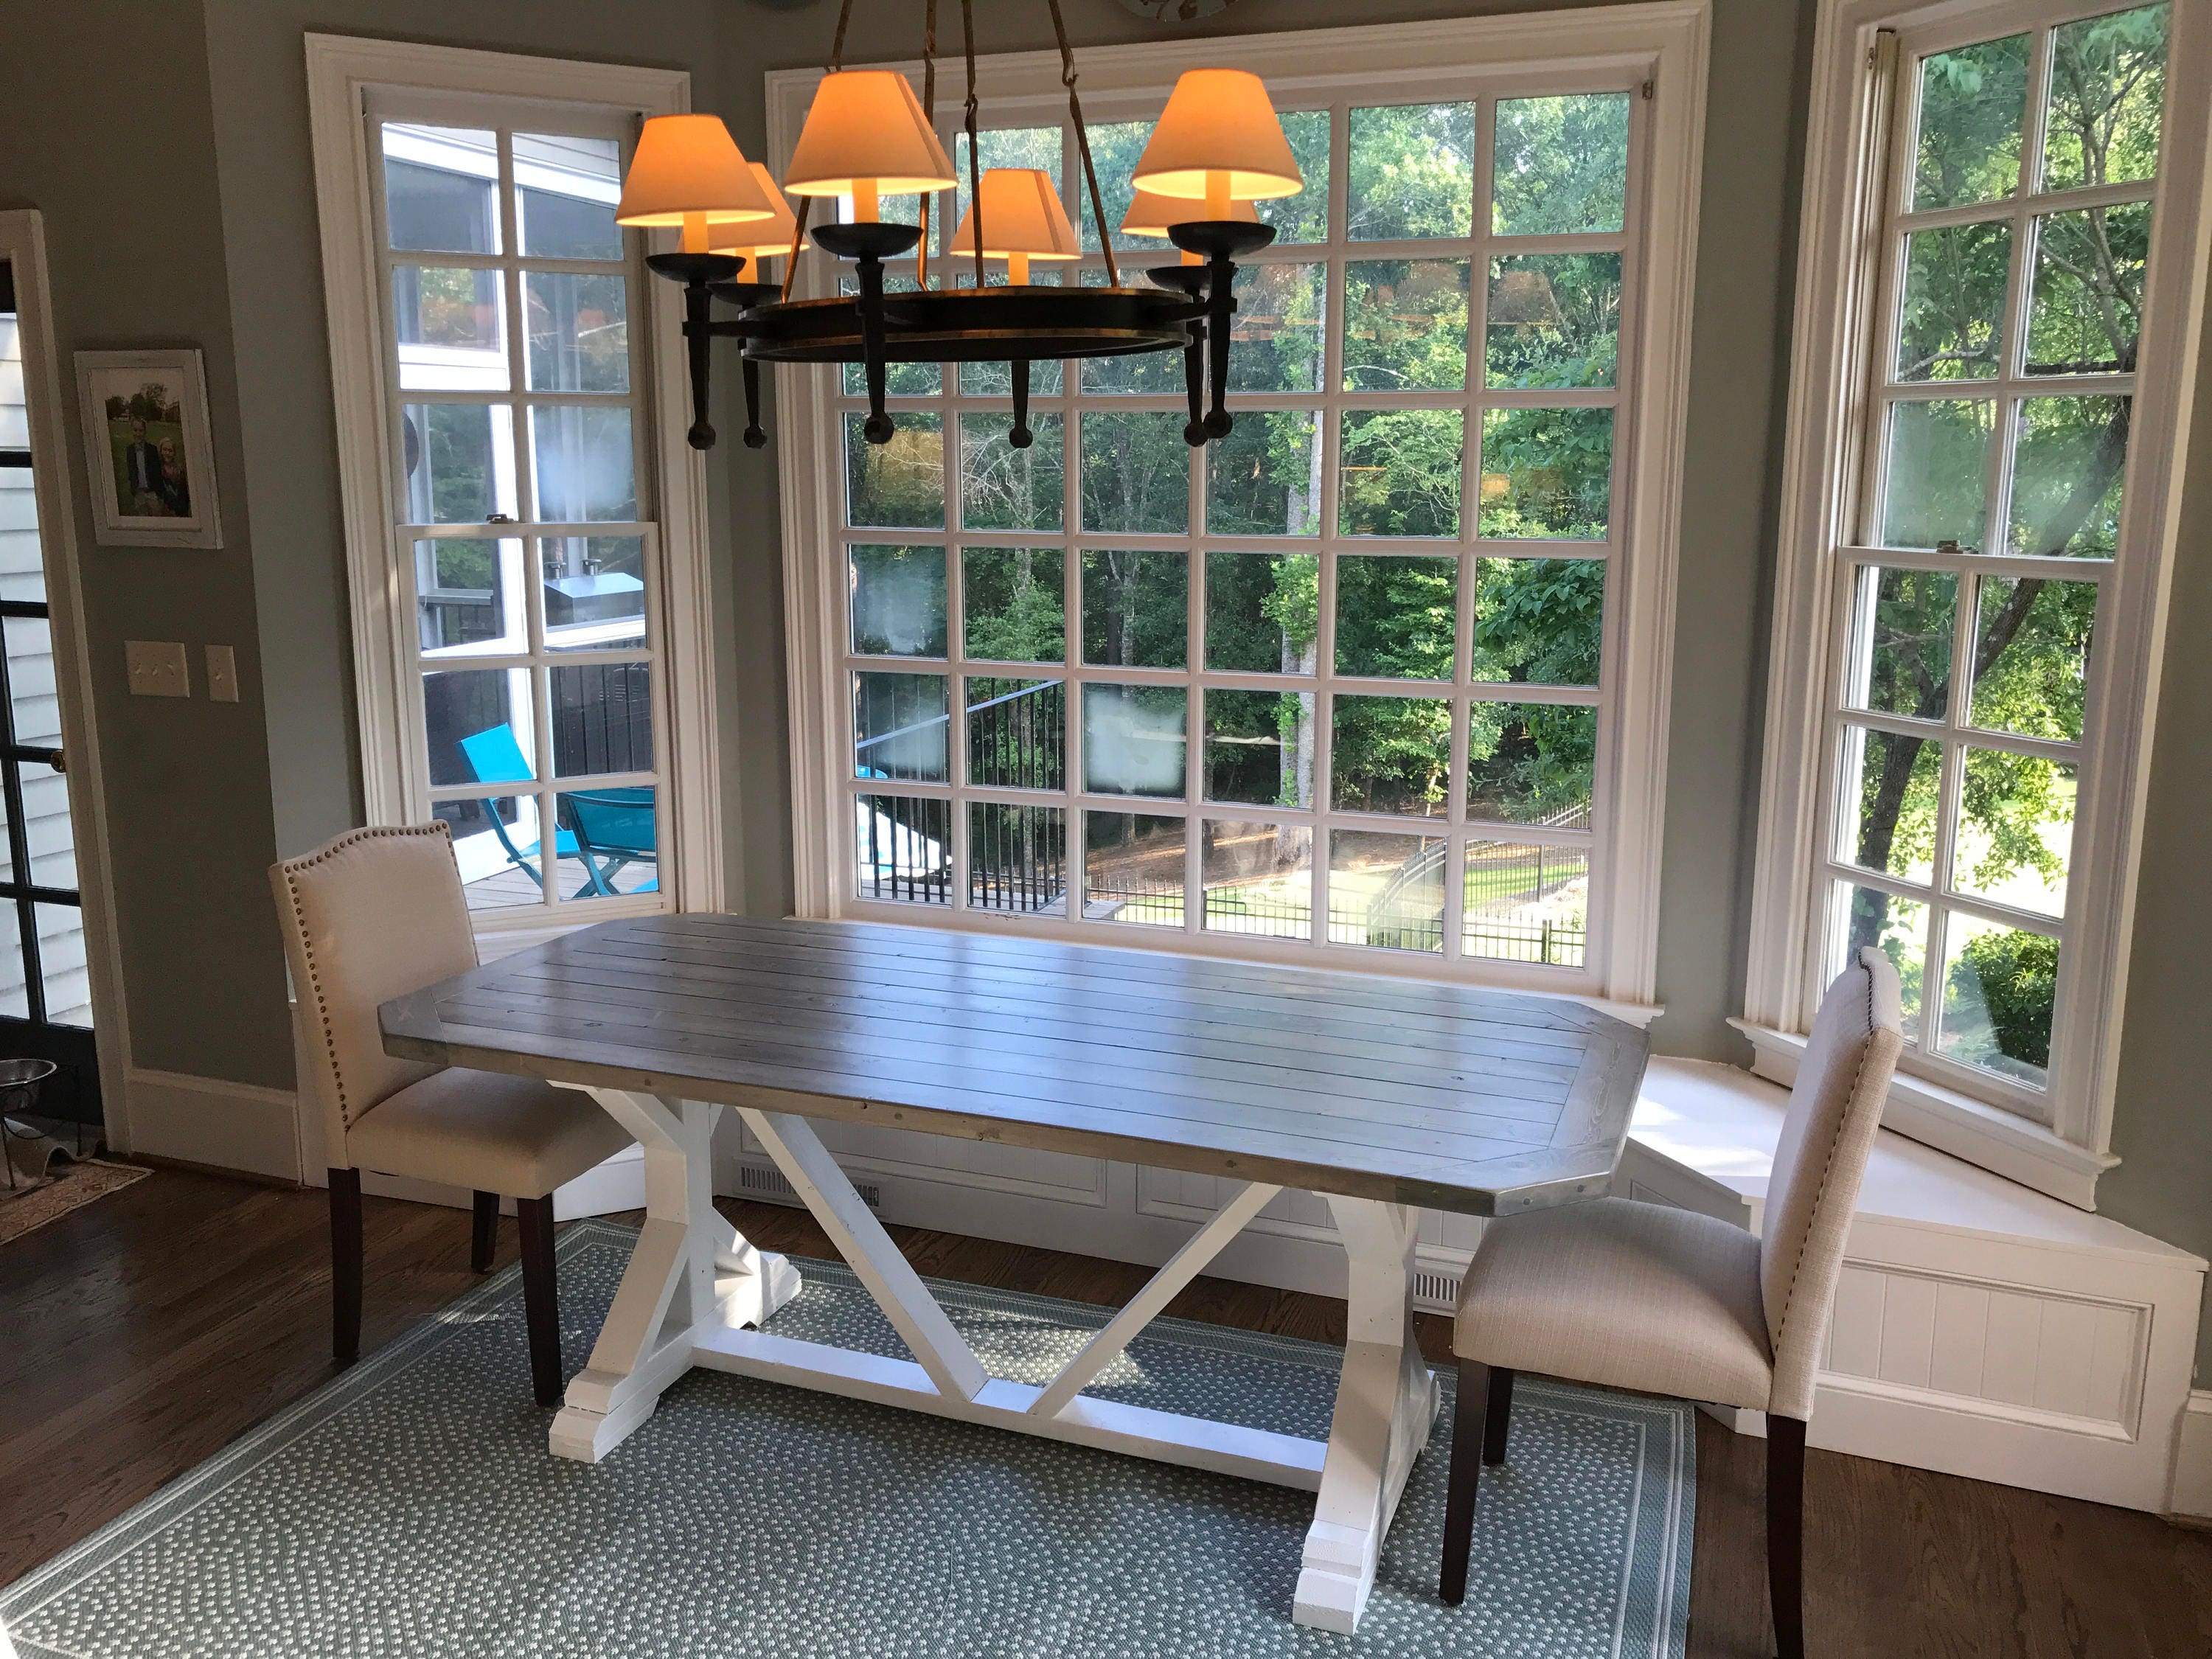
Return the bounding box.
[781,18,1705,998]
[1747,0,2209,1200]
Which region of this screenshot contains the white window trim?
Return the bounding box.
[305,34,723,930]
[1743,0,2212,1207]
[768,2,1710,1017]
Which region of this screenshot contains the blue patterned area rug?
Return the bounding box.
[2,1219,1691,1658]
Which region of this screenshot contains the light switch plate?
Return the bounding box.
[205,644,239,703]
[125,640,190,698]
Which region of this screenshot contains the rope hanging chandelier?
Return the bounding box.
[615,0,1301,453]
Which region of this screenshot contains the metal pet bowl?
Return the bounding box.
[0,1057,58,1117]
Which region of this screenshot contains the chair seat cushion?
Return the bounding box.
[1453,1197,1775,1411]
[345,1066,633,1198]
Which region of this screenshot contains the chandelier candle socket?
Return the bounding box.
[948,168,1081,286]
[709,162,807,279]
[783,69,957,223]
[614,114,775,252]
[1121,186,1256,266]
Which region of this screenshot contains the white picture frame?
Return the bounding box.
[72,348,222,549]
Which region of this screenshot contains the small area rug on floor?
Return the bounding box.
[0,1218,1692,1658]
[0,1158,146,1246]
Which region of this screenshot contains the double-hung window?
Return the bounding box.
[775,13,1708,1006]
[1746,0,2211,1200]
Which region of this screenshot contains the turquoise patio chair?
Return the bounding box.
[457,726,655,899]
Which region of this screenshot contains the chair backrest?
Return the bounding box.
[269,824,478,1165]
[1759,945,1905,1419]
[459,723,533,785]
[563,787,655,856]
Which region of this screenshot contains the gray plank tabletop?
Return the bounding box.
[380,914,1650,1217]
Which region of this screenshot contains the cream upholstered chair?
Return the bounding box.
[1439,947,1904,1659]
[271,823,633,1405]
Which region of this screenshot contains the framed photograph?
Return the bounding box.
[73,349,222,548]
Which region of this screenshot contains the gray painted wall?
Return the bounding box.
[4,0,2204,1372]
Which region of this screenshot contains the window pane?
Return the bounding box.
[2028,204,2149,378]
[1259,110,1332,244]
[1969,575,2096,741]
[524,272,627,392]
[0,911,23,1019]
[1085,813,1186,928]
[1078,122,1146,254]
[856,793,950,905]
[515,133,623,258]
[416,535,523,655]
[1203,820,1311,939]
[425,667,534,787]
[1846,566,1956,721]
[1079,411,1189,535]
[2043,5,2169,192]
[1468,556,1604,686]
[1332,695,1451,816]
[1878,399,1993,550]
[529,405,635,522]
[970,801,1067,915]
[960,348,1064,400]
[1228,262,1325,392]
[1894,223,2010,383]
[1465,841,1590,967]
[543,535,647,652]
[1349,102,1476,240]
[383,125,499,254]
[1492,94,1630,236]
[1205,689,1315,808]
[961,413,1064,532]
[35,902,90,1027]
[1950,750,2074,917]
[849,544,947,658]
[1082,549,1187,667]
[1328,830,1444,952]
[1343,260,1468,392]
[1467,703,1596,827]
[18,761,76,895]
[1936,914,2056,1088]
[551,661,652,777]
[853,670,948,782]
[401,403,518,524]
[1206,551,1318,673]
[1486,254,1621,389]
[1478,407,1611,540]
[1837,724,1938,886]
[556,785,658,898]
[1338,409,1464,537]
[1832,883,1928,1040]
[0,448,43,604]
[846,413,945,529]
[392,266,507,392]
[1336,553,1455,680]
[966,675,1064,792]
[962,546,1065,663]
[1911,35,2030,210]
[0,613,57,754]
[1083,684,1186,799]
[1206,411,1321,536]
[439,796,546,914]
[2008,396,2129,558]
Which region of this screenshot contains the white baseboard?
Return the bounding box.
[2174,1392,2212,1520]
[122,1067,301,1183]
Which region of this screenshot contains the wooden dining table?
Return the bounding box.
[380,914,1648,1632]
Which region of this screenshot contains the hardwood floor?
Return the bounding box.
[4,1167,2207,1656]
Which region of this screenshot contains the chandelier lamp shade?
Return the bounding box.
[622,0,1301,454]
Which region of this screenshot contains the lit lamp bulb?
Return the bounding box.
[1121,186,1256,267]
[709,162,807,280]
[948,168,1079,286]
[615,114,774,253]
[783,69,956,225]
[1130,68,1303,220]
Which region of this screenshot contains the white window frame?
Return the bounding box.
[1742,0,2212,1206]
[305,35,722,939]
[770,4,1710,1018]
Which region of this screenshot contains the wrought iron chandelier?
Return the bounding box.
[615,0,1302,453]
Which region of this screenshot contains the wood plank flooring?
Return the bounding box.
[3,1167,2207,1656]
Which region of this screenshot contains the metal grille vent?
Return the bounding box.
[737,1161,881,1211]
[1411,1268,1463,1315]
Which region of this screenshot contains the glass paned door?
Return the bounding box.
[0,262,98,1125]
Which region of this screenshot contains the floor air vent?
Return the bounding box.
[1411,1267,1463,1315]
[737,1161,882,1211]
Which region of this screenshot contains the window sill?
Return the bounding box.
[1726,1018,2118,1211]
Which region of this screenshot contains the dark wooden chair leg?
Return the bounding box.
[1767,1414,1807,1659]
[516,1194,563,1408]
[1438,1357,1491,1605]
[329,1168,364,1365]
[470,1190,499,1273]
[1483,1366,1514,1465]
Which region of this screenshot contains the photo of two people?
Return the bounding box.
[100,380,192,519]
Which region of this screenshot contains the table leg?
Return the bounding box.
[549,1090,800,1463]
[1293,1197,1440,1632]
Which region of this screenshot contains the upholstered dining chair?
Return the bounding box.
[1438,947,1904,1659]
[270,823,634,1405]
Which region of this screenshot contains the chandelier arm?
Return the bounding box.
[1010,358,1033,449]
[918,0,939,285]
[960,0,985,289]
[1045,0,1119,288]
[741,357,767,449]
[1181,317,1206,448]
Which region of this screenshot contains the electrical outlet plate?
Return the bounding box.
[205,644,238,703]
[125,640,190,698]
